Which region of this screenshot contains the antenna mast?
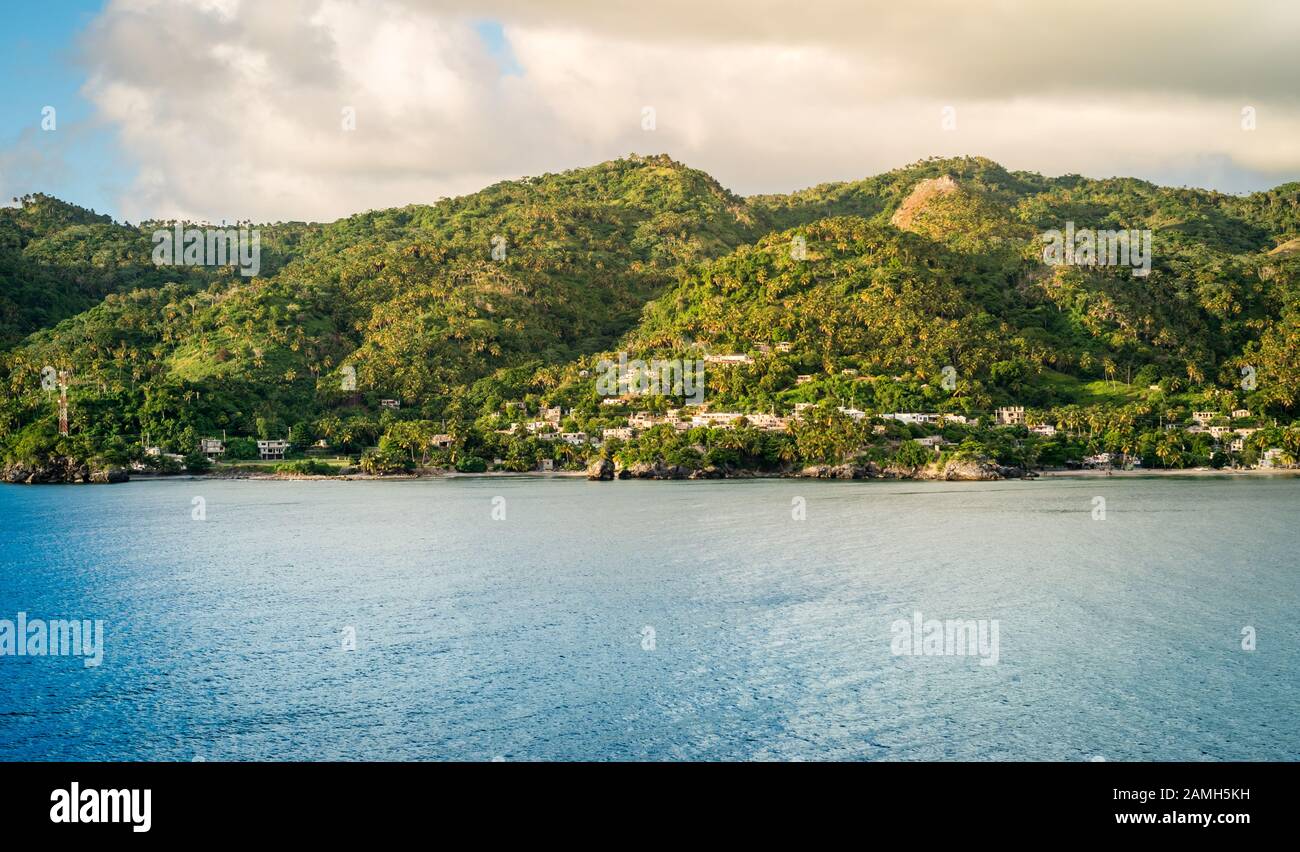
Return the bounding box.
[58,370,70,436]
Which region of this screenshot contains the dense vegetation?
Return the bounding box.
[1,154,1297,477]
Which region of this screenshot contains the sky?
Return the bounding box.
[1,0,1298,224]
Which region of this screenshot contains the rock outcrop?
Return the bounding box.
[889,175,958,230]
[616,461,690,480]
[916,458,1005,481]
[2,458,130,484]
[586,458,615,481]
[796,463,878,479]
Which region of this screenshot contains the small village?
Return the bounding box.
[161,376,1295,478]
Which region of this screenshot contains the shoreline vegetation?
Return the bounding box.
[4,459,1297,485]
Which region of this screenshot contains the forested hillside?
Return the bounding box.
[1,154,1297,478]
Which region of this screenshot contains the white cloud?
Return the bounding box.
[77,0,1300,222]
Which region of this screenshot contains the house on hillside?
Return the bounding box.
[745,413,788,431]
[996,406,1025,426]
[883,412,939,425]
[199,438,225,458]
[257,440,289,460]
[704,354,753,366]
[691,412,743,428]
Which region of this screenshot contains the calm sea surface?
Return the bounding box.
[1,476,1296,761]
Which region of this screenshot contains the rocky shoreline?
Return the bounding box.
[586,457,1027,481]
[2,455,1025,484]
[2,458,130,485]
[26,457,1290,485]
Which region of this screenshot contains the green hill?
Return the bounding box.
[1,154,1297,475]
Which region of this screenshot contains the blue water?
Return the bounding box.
[1,476,1296,761]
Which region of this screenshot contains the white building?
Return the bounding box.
[1261,448,1287,468]
[996,406,1025,426]
[745,413,788,431]
[1030,423,1056,437]
[257,440,289,460]
[199,438,225,458]
[882,412,939,425]
[691,412,743,428]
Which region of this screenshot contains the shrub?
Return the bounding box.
[893,439,933,468]
[274,459,340,476]
[359,443,410,474]
[454,455,488,473]
[182,450,212,473]
[224,437,259,460]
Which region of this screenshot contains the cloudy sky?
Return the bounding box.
[2,0,1298,222]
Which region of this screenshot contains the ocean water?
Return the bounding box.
[0,476,1296,761]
